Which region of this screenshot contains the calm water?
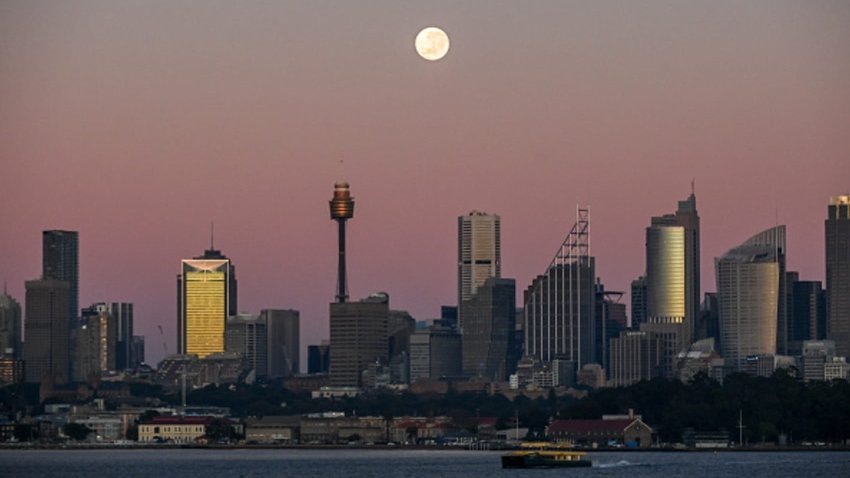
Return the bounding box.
[1,449,849,477]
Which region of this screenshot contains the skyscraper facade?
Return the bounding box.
[790,280,827,351]
[715,227,783,370]
[261,308,300,377]
[0,289,22,359]
[645,193,700,350]
[462,277,516,381]
[225,313,268,377]
[24,279,71,383]
[177,247,235,358]
[630,276,647,328]
[329,293,389,387]
[42,230,79,325]
[73,305,117,381]
[458,211,501,328]
[826,195,850,357]
[523,209,596,367]
[608,330,661,387]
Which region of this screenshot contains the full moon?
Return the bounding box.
[415,27,450,61]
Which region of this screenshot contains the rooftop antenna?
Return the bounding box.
[691,178,695,196]
[210,221,215,250]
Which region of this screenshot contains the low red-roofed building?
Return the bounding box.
[547,416,653,448]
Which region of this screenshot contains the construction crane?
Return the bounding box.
[157,325,169,356]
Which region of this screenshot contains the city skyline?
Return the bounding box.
[2,1,849,365]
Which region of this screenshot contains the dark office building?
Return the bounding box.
[461,278,516,381]
[225,314,268,377]
[826,195,850,357]
[262,309,300,377]
[630,276,647,328]
[24,279,71,383]
[329,293,389,387]
[308,341,330,374]
[791,281,827,345]
[42,230,79,325]
[595,283,627,371]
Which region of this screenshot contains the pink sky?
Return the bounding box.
[1,1,849,365]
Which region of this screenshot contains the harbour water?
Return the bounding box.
[2,449,849,477]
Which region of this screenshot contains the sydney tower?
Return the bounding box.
[329,181,355,303]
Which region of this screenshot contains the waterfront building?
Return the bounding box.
[462,278,516,381]
[261,309,300,377]
[458,211,501,328]
[826,195,850,357]
[24,279,71,383]
[138,416,213,443]
[42,230,79,326]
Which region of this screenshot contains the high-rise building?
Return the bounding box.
[225,313,268,377]
[43,230,79,325]
[329,293,389,387]
[131,336,146,367]
[608,330,661,387]
[409,324,462,382]
[524,209,596,368]
[308,341,330,374]
[0,287,22,359]
[595,284,627,371]
[458,211,501,328]
[177,244,236,358]
[106,302,134,370]
[645,193,700,350]
[715,226,784,370]
[261,309,300,377]
[826,195,850,357]
[630,276,647,328]
[73,305,117,381]
[791,280,827,346]
[462,277,516,381]
[24,279,71,383]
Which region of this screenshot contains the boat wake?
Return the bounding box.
[593,460,634,468]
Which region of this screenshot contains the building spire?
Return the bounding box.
[691,178,695,196]
[210,221,215,250]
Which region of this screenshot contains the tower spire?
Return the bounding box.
[210,221,215,250]
[330,181,355,303]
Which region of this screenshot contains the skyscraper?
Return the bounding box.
[329,293,389,387]
[715,226,783,370]
[225,313,268,377]
[641,192,699,376]
[523,209,596,367]
[177,243,236,358]
[458,211,501,328]
[73,304,117,381]
[24,279,71,383]
[826,195,850,357]
[791,280,827,344]
[261,308,300,378]
[630,276,647,328]
[42,230,79,325]
[462,277,516,381]
[0,287,22,359]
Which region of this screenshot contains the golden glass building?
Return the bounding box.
[178,258,231,358]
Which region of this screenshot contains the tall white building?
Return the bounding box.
[458,211,501,328]
[715,226,784,370]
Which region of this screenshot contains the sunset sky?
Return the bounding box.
[2,1,849,365]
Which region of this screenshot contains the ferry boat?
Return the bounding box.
[501,442,591,469]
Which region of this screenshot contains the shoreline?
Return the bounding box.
[1,444,848,452]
